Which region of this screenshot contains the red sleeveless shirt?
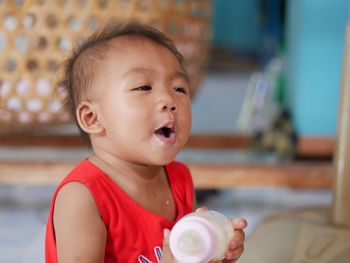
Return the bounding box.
[45,159,194,263]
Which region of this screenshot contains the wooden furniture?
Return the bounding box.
[332,23,350,226]
[235,22,350,263]
[239,209,350,263]
[0,133,333,188]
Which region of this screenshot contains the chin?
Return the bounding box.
[151,154,177,166]
[155,158,175,166]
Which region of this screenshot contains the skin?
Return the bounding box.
[161,207,247,263]
[53,36,246,262]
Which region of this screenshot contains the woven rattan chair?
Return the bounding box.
[0,0,212,133]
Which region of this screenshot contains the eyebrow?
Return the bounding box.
[123,67,190,84]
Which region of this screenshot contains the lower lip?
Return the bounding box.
[155,133,176,145]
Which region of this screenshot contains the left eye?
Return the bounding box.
[134,85,152,91]
[173,87,188,94]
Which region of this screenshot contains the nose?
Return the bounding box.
[157,92,177,113]
[159,101,177,113]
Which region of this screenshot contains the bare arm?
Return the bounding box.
[53,182,107,263]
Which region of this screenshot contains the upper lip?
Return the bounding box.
[155,120,175,132]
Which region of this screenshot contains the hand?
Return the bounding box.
[218,218,247,263]
[159,228,177,263]
[196,207,247,263]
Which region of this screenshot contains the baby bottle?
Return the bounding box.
[169,210,234,263]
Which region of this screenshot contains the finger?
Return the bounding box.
[162,228,170,248]
[159,229,174,263]
[225,244,244,261]
[231,218,248,230]
[195,206,208,212]
[229,229,245,249]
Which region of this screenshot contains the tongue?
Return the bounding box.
[155,128,176,144]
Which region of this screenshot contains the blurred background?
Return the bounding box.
[0,0,349,262]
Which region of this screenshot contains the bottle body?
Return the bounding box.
[169,210,234,263]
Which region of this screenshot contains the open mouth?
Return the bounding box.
[154,122,176,144]
[155,127,173,138]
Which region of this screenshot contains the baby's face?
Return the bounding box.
[91,36,192,165]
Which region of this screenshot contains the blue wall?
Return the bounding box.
[286,0,349,136]
[212,0,263,53]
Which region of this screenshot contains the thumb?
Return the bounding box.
[163,228,170,248]
[160,228,175,263]
[195,206,208,212]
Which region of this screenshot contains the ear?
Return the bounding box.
[76,101,104,135]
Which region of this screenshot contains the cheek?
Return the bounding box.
[99,100,131,131]
[179,103,192,131]
[117,105,153,135]
[182,100,192,121]
[110,97,145,119]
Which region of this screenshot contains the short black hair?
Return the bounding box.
[59,21,187,146]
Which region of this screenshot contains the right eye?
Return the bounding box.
[133,85,152,91]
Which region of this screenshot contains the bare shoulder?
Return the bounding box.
[54,182,107,263]
[54,182,97,213]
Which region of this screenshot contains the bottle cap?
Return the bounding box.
[169,216,218,263]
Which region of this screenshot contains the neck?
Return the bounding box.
[89,148,175,221]
[89,150,164,186]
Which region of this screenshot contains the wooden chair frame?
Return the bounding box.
[0,133,334,189]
